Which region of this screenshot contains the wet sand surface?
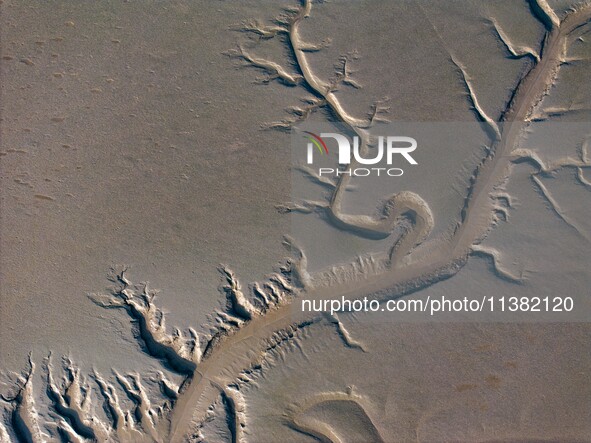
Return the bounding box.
[1,1,590,441]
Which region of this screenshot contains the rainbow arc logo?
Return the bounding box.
[303,131,329,155]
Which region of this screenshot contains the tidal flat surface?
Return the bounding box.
[1,1,590,441]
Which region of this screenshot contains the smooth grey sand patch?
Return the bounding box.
[0,0,295,373]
